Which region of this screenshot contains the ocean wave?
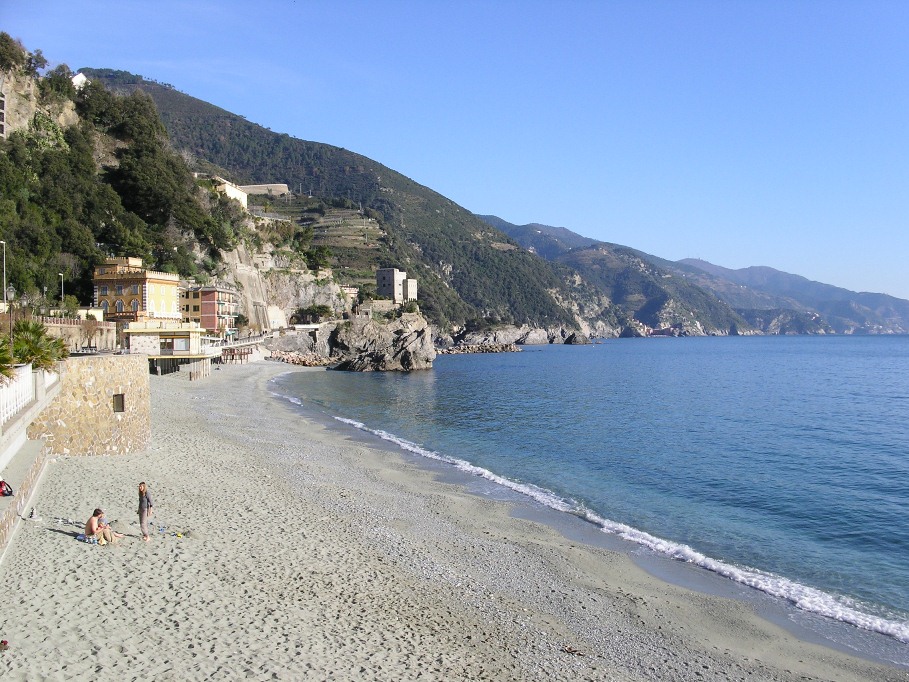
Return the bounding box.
[332,414,909,644]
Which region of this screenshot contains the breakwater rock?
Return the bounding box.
[453,325,590,346]
[267,350,332,367]
[438,343,521,354]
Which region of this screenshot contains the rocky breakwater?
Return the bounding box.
[438,343,521,354]
[266,350,332,367]
[447,324,591,346]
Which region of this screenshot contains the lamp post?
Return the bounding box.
[58,272,64,315]
[6,285,14,338]
[1,240,6,315]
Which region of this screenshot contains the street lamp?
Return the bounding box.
[58,273,64,313]
[6,285,14,337]
[1,240,6,314]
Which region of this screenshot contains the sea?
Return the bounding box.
[269,335,909,667]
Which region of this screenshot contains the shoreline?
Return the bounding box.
[271,366,909,670]
[1,360,906,680]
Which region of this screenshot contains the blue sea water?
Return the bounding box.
[270,335,909,656]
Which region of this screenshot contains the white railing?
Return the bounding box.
[0,364,35,426]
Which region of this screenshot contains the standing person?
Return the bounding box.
[138,482,154,542]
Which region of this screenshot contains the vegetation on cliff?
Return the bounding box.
[0,36,246,304]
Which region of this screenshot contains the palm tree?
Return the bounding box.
[0,337,15,384]
[12,319,68,371]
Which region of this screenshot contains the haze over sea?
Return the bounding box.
[271,336,909,663]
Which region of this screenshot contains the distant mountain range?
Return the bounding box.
[482,217,909,335]
[80,68,908,336]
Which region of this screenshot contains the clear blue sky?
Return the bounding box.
[3,1,908,298]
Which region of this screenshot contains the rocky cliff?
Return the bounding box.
[265,313,436,372]
[218,237,352,333]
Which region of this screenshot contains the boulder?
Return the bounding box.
[564,332,590,345]
[329,313,436,371]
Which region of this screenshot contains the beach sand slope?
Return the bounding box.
[0,361,905,681]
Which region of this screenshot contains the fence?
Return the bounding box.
[0,364,35,427]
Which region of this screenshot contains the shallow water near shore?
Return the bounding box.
[269,335,909,667]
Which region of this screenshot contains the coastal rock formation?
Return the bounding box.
[265,312,436,371]
[329,313,436,371]
[563,332,590,345]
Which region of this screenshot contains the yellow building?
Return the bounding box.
[92,257,181,322]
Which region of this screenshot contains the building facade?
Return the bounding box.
[180,284,239,338]
[92,257,181,322]
[376,268,417,304]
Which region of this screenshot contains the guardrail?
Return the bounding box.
[0,364,34,427]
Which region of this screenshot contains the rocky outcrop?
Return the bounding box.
[265,313,435,371]
[563,332,590,345]
[329,313,435,371]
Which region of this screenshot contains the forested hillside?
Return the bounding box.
[483,216,747,335]
[0,35,245,306]
[83,69,617,331]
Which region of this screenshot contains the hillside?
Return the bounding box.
[483,216,748,335]
[0,36,251,307]
[678,260,909,334]
[483,214,909,335]
[82,69,620,333]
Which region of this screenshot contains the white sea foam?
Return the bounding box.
[330,413,909,644]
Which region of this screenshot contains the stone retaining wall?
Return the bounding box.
[27,355,150,456]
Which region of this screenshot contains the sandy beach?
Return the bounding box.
[0,359,906,681]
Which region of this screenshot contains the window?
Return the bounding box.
[115,300,124,313]
[193,305,199,312]
[112,394,125,413]
[192,292,200,299]
[100,285,108,296]
[131,284,139,295]
[131,299,139,311]
[101,300,109,312]
[115,285,123,296]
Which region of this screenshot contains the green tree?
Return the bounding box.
[12,319,68,371]
[305,245,332,271]
[39,64,77,104]
[0,32,26,72]
[0,337,15,384]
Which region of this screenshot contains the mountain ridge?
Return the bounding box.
[485,216,909,334]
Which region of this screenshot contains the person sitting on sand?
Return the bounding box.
[85,508,122,544]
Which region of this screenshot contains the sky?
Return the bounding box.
[2,1,908,298]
